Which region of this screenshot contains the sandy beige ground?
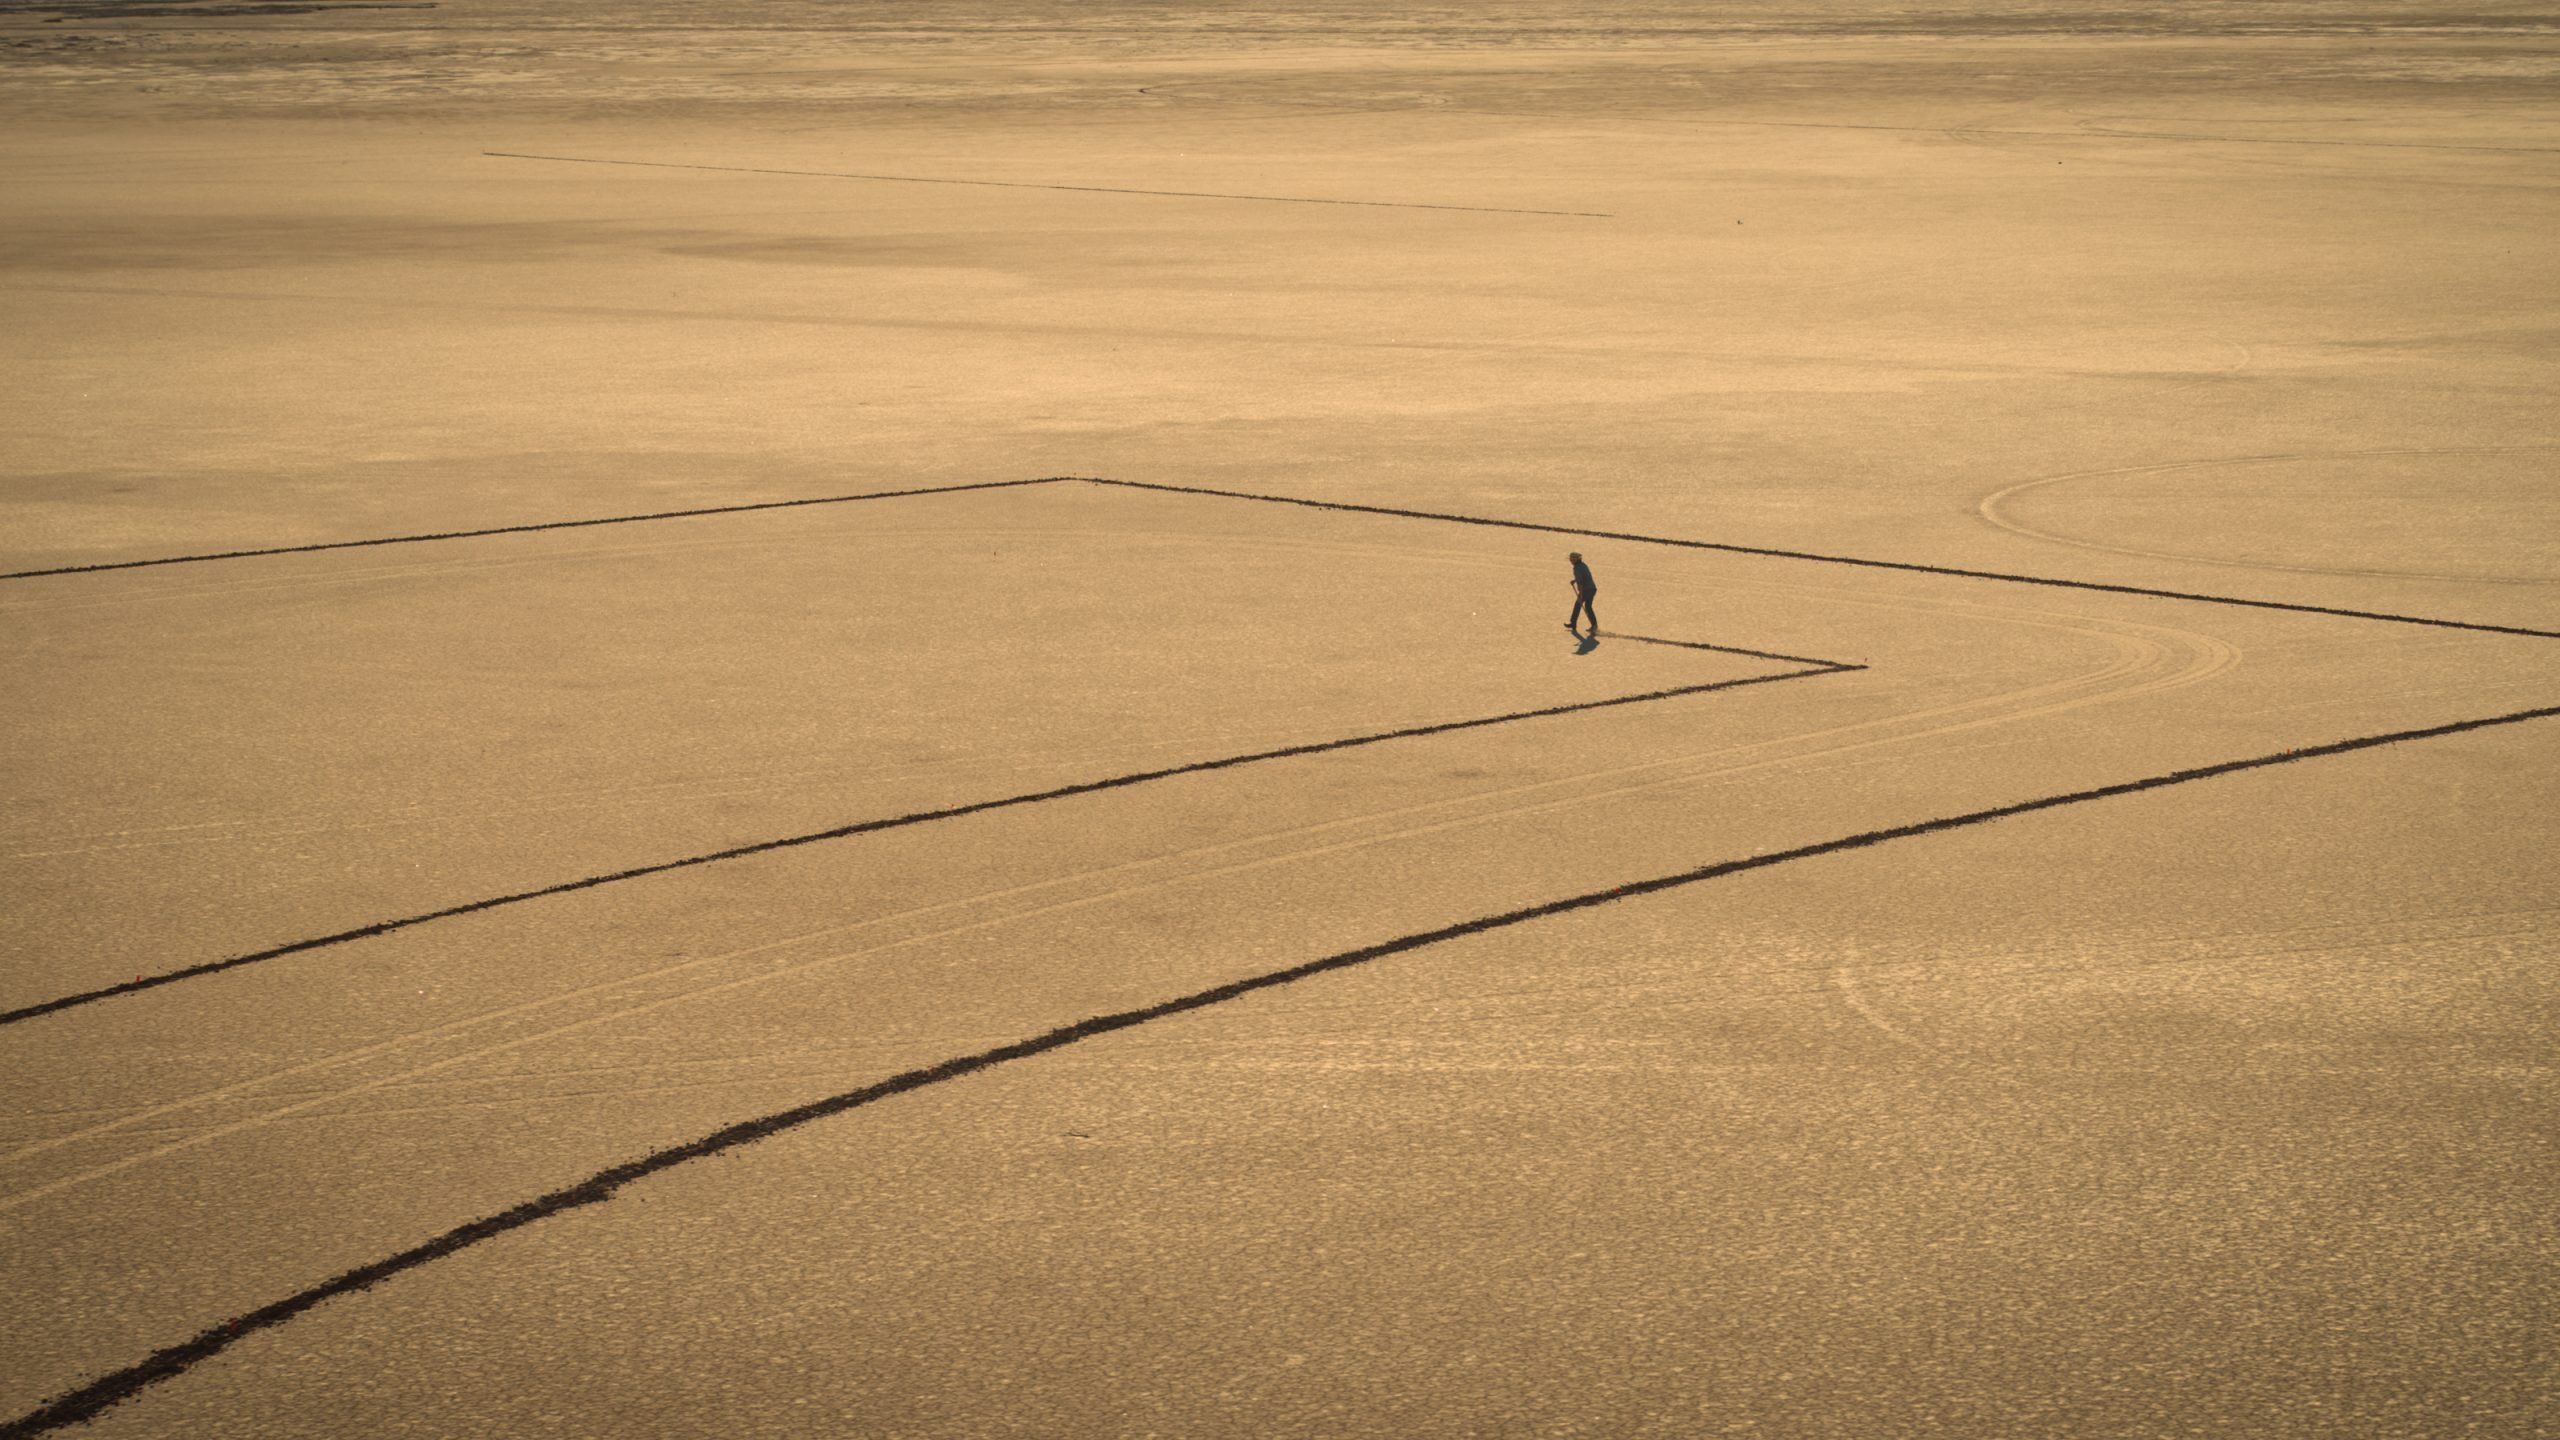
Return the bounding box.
[3,4,2556,1437]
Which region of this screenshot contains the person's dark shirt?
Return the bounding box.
[1570,557,1596,594]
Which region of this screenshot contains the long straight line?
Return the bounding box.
[11,699,2552,1438]
[1084,478,2560,640]
[0,663,1852,1029]
[16,476,2555,646]
[0,478,1068,581]
[481,152,1614,217]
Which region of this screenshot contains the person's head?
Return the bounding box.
[1569,551,1583,564]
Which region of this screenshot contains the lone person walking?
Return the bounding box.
[1565,551,1599,638]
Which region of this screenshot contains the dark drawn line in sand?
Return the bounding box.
[12,700,2553,1438]
[10,475,2554,643]
[482,152,1615,217]
[0,664,1856,1029]
[0,478,1067,580]
[1083,478,2560,641]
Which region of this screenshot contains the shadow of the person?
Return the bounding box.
[1574,631,1600,655]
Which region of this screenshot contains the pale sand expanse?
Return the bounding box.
[3,4,2557,1436]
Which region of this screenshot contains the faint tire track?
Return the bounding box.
[1824,907,2560,1083]
[8,596,2211,1167]
[0,585,2236,1207]
[1977,444,2560,584]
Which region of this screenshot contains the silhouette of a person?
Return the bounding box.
[1565,551,1598,637]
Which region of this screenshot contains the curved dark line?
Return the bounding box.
[0,664,1854,1029]
[482,152,1614,218]
[12,700,2552,1437]
[1082,478,2560,640]
[0,478,1068,581]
